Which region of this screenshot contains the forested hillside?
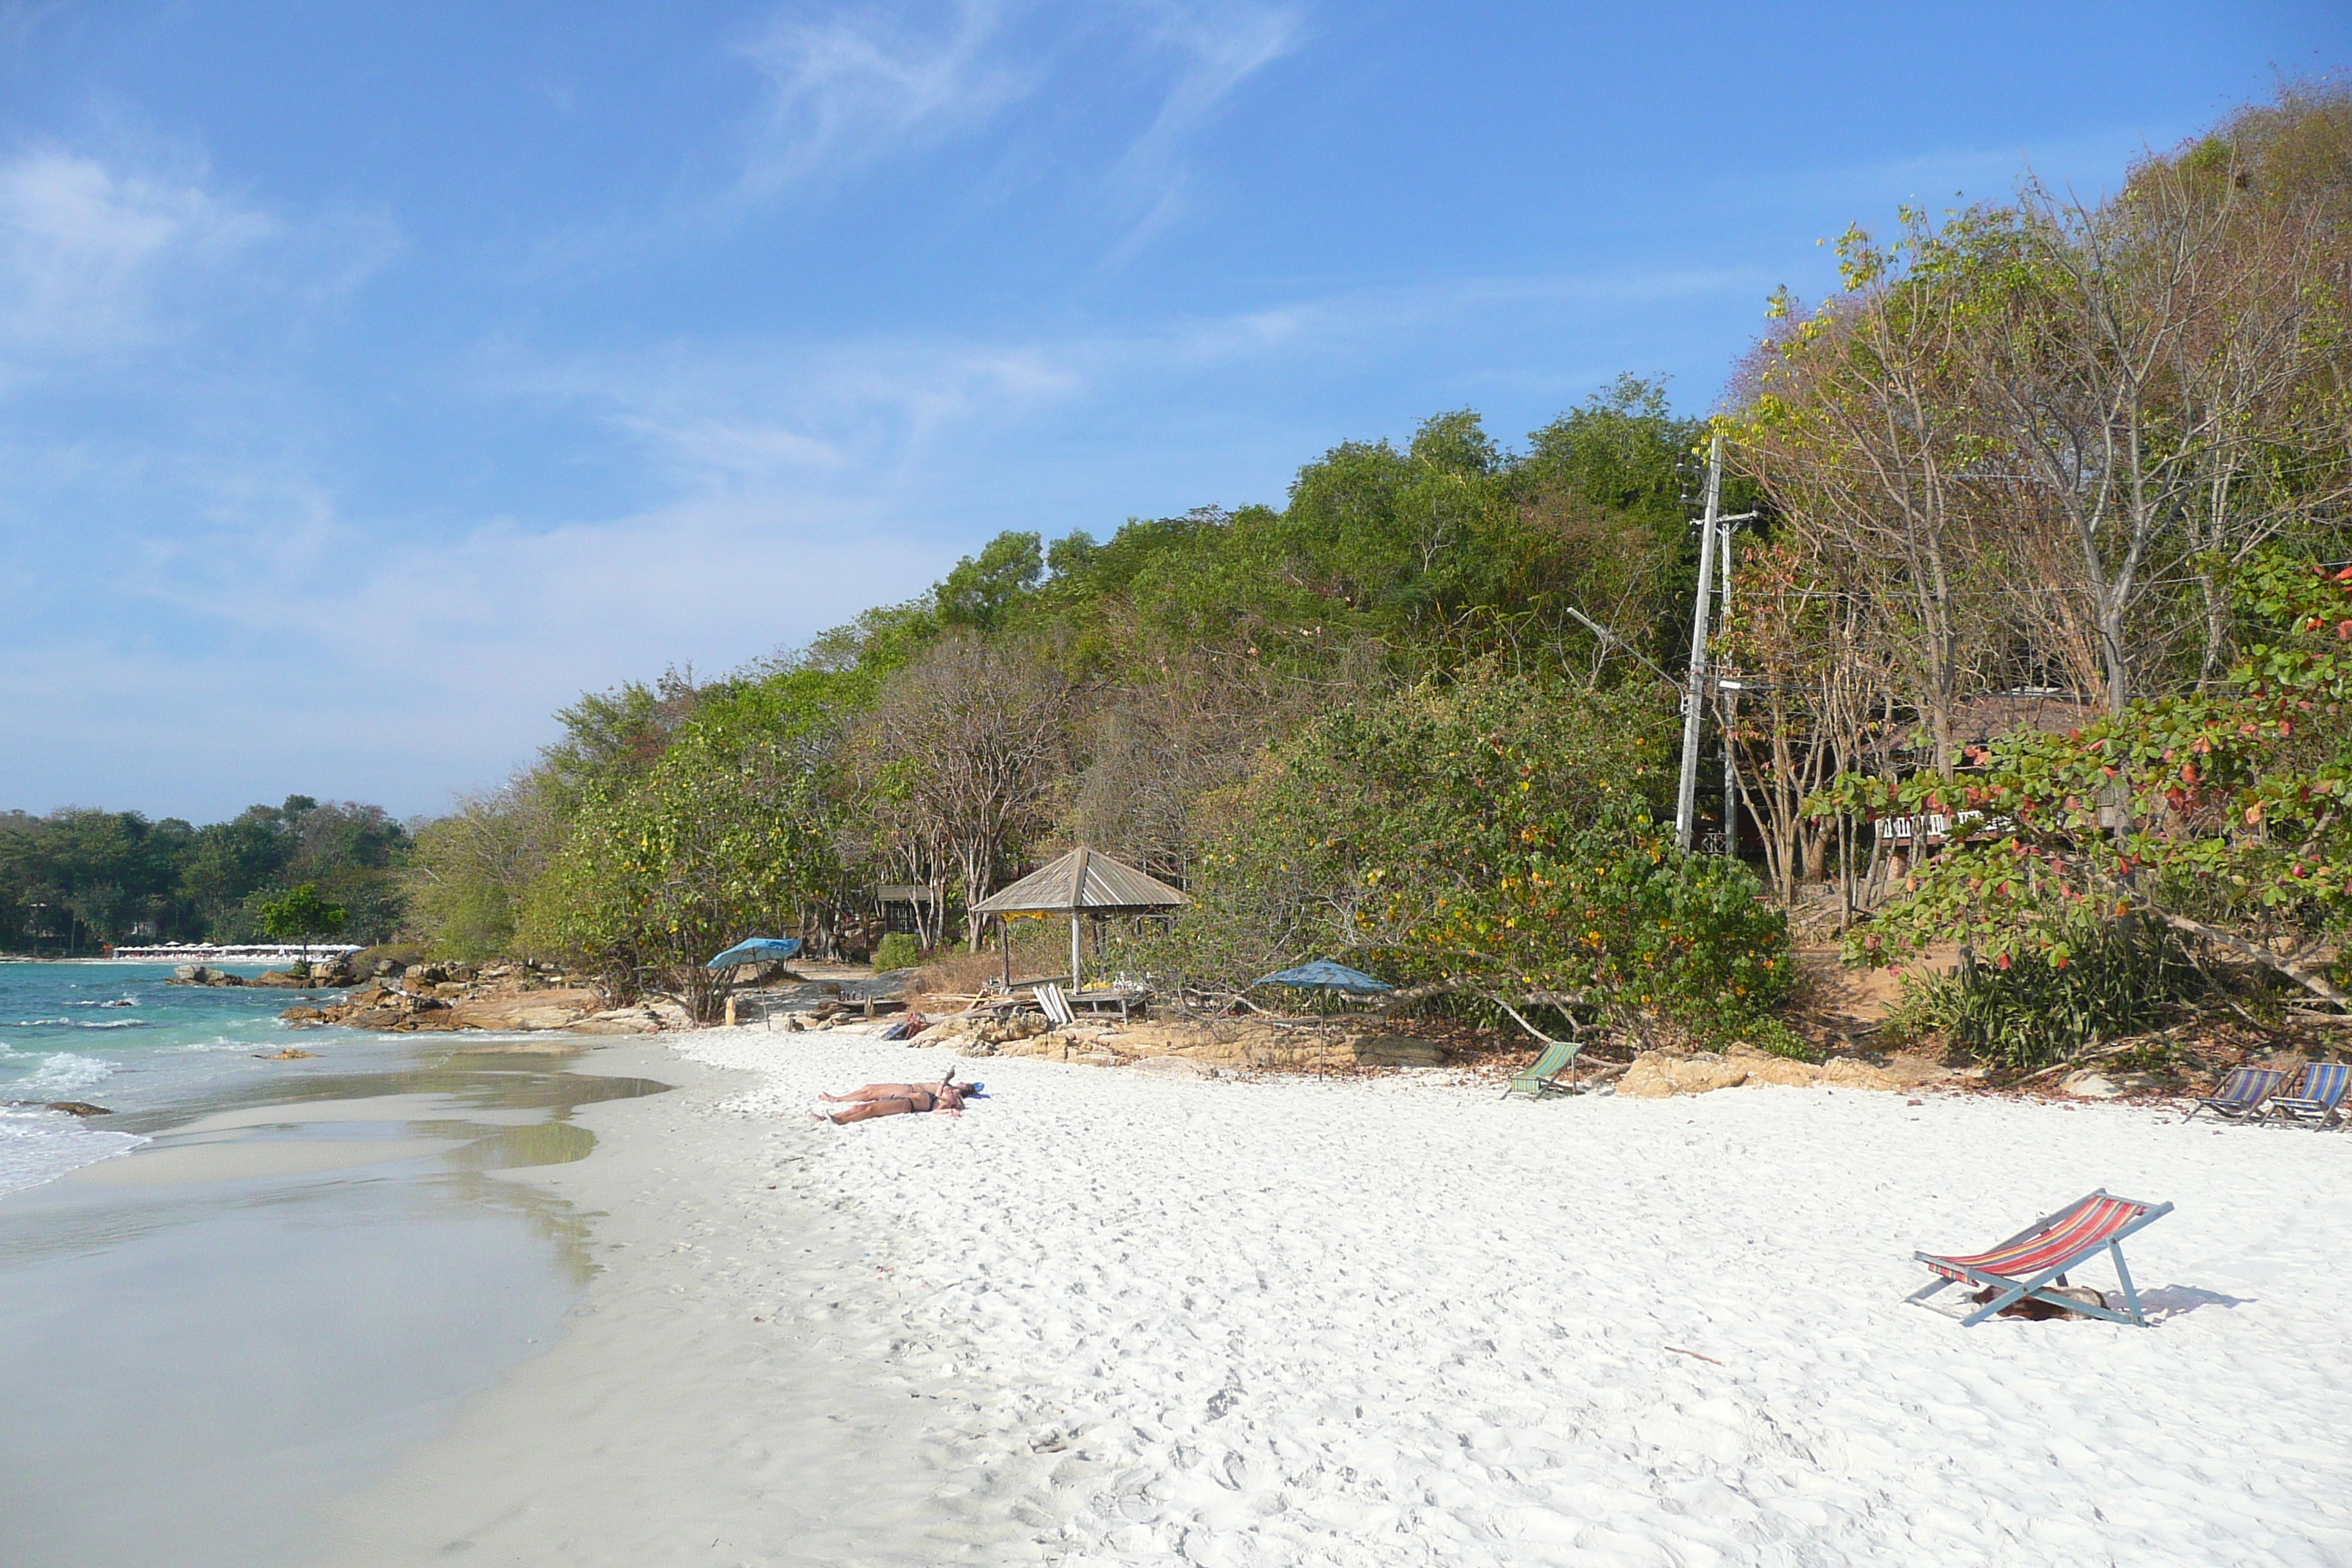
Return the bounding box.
[0,797,408,951]
[14,88,2348,1066]
[401,88,2352,1055]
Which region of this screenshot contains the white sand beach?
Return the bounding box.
[331,1028,2352,1567]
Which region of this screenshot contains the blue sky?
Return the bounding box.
[2,1,2345,821]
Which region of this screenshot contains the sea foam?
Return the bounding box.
[0,1107,143,1198]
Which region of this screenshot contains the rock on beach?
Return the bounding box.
[1617,1046,1904,1098]
[912,1014,1447,1070]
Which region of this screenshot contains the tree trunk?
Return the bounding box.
[1801,826,1830,885]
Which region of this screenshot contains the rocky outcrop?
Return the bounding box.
[1735,1048,1824,1088]
[274,949,639,1034]
[1619,1052,1751,1098]
[570,999,695,1036]
[448,990,609,1032]
[1821,1056,1903,1090]
[178,957,363,988]
[912,1014,1446,1071]
[912,1013,1052,1049]
[2059,1068,2169,1099]
[1613,1045,1907,1099]
[284,984,461,1031]
[280,973,622,1034]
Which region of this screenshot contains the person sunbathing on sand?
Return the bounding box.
[811,1079,981,1124]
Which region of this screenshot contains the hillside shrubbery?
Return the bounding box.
[397,86,2351,1056]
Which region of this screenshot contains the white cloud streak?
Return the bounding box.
[733,0,1303,250]
[0,143,398,382]
[0,147,274,358]
[1106,0,1303,254]
[736,0,1030,192]
[0,114,1760,818]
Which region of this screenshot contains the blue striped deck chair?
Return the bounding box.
[1909,1189,2173,1327]
[2269,1061,2352,1128]
[1503,1037,1582,1098]
[2184,1066,2285,1123]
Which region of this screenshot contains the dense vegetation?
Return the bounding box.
[0,796,408,952]
[396,87,2352,1056]
[1732,88,2352,1059]
[408,374,1754,1029]
[11,88,2346,1069]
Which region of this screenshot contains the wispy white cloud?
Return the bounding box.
[480,257,1752,523]
[0,239,1760,816]
[731,0,1302,250]
[495,332,1085,500]
[736,0,1031,193]
[0,425,953,814]
[0,147,274,358]
[1105,0,1303,255]
[0,143,398,380]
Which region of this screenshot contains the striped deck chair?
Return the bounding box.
[1502,1037,1583,1099]
[2269,1061,2352,1128]
[1909,1189,2173,1327]
[2184,1065,2285,1123]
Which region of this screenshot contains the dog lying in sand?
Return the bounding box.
[810,1076,981,1124]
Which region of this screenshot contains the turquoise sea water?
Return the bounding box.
[0,960,352,1195]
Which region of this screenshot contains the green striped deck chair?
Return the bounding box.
[1503,1036,1583,1099]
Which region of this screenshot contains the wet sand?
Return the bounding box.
[0,1041,671,1568]
[315,1042,954,1567]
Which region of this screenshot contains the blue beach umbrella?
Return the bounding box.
[1254,960,1392,994]
[704,937,803,971]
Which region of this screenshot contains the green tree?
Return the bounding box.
[257,882,348,972]
[520,728,834,1020]
[1814,550,2352,1059]
[404,780,565,960]
[541,666,712,807]
[1144,671,1794,1046]
[936,530,1045,629]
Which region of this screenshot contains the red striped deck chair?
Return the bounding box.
[1909,1190,2173,1327]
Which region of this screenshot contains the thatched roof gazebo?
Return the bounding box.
[971,846,1188,989]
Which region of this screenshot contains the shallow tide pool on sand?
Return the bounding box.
[0,992,669,1568]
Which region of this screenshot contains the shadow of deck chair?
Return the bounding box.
[1502,1037,1583,1098]
[1909,1189,2174,1327]
[1033,982,1076,1028]
[2268,1061,2352,1128]
[2184,1065,2285,1123]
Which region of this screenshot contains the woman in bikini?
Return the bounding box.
[812,1078,979,1123]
